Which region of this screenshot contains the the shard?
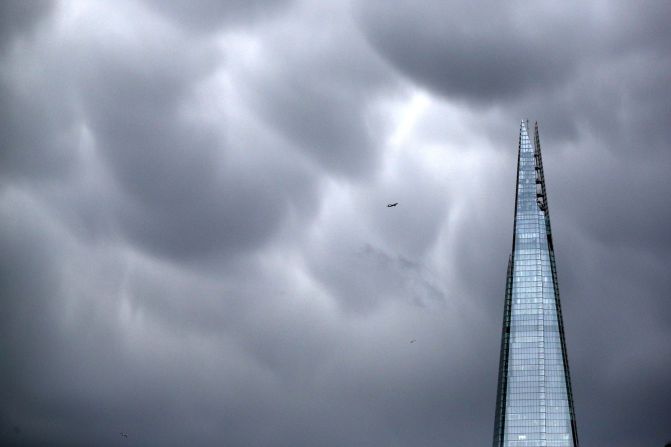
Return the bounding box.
[493,121,579,446]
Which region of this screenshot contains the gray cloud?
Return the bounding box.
[142,0,292,33]
[0,0,53,51]
[242,1,399,178]
[358,0,671,160]
[357,1,586,104]
[1,0,670,446]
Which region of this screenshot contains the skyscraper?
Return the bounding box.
[493,121,579,446]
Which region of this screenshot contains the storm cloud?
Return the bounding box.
[1,1,670,446]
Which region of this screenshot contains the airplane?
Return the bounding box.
[387,202,398,207]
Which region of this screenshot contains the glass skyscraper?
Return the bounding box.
[493,121,579,447]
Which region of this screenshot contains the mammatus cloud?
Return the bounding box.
[1,0,670,446]
[142,0,292,33]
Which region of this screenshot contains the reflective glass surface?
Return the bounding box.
[496,121,576,447]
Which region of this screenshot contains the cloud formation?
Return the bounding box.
[1,1,670,446]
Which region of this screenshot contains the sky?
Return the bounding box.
[1,1,670,446]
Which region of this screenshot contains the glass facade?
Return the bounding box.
[493,121,578,447]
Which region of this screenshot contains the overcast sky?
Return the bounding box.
[1,1,670,446]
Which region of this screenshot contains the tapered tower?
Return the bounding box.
[493,121,579,446]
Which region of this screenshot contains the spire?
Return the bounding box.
[493,120,578,446]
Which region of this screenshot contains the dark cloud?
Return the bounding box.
[59,2,319,261]
[358,1,671,103]
[142,0,292,33]
[357,1,586,104]
[310,242,446,313]
[0,3,79,185]
[243,2,399,178]
[0,81,78,182]
[358,0,671,160]
[1,0,670,446]
[0,0,54,51]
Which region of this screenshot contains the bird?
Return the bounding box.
[387,202,398,207]
[410,339,416,344]
[120,432,128,439]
